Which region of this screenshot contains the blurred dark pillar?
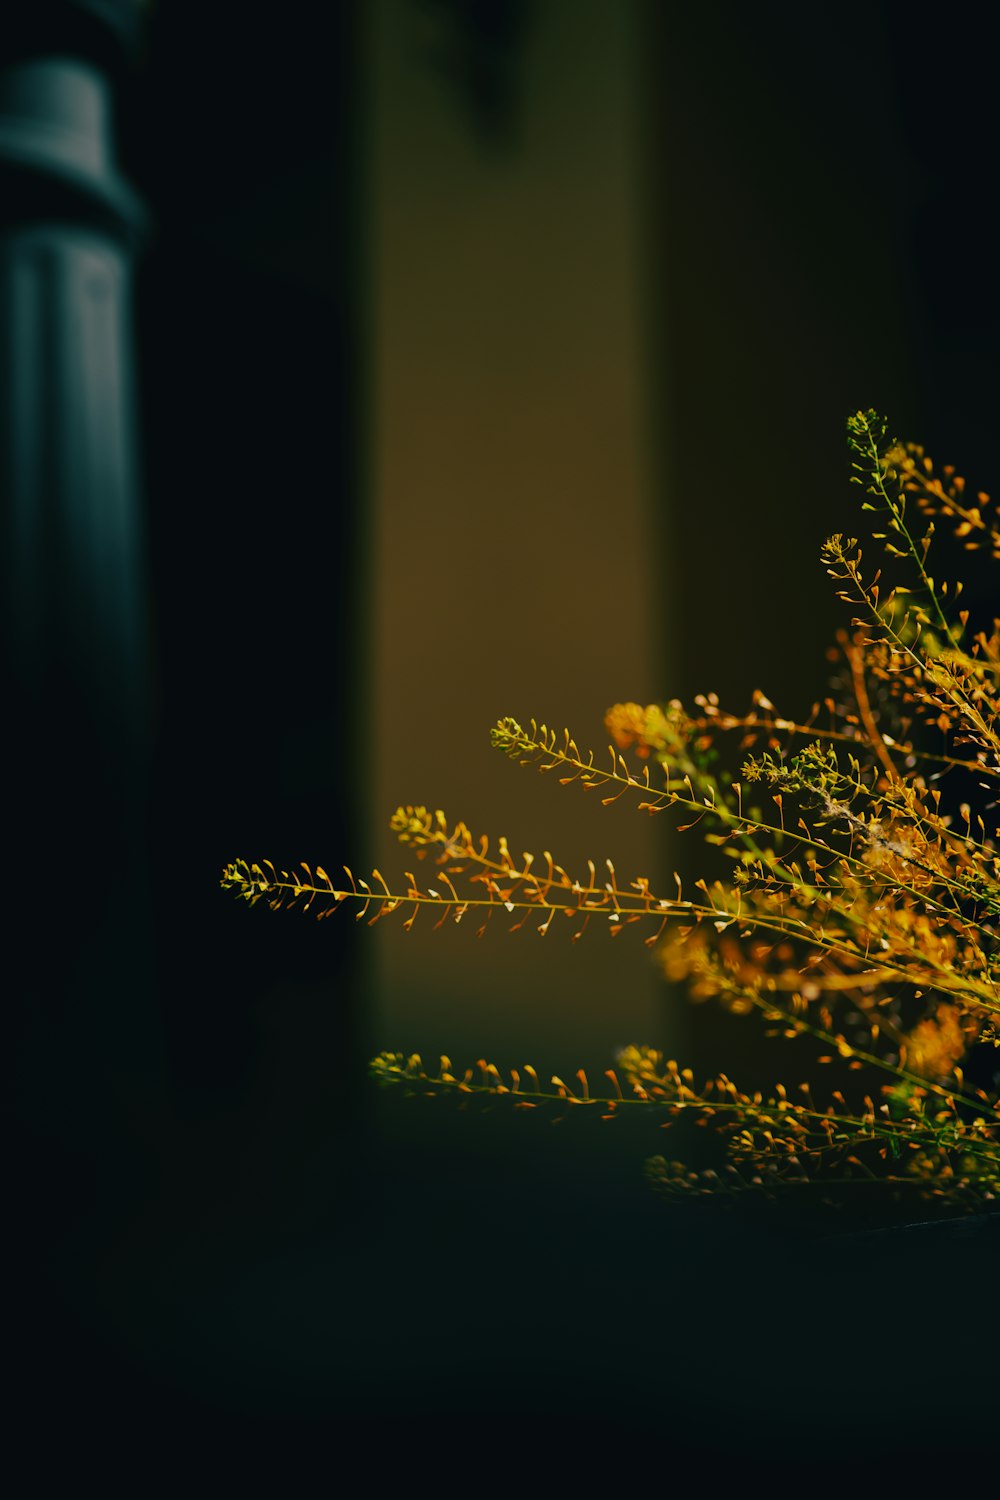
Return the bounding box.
[126,1,369,1223]
[1,2,158,1183]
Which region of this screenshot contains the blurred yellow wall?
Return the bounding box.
[366,0,668,1074]
[363,0,923,1085]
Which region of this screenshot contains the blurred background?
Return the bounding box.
[4,0,998,1458]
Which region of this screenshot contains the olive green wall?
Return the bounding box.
[367,0,668,1073]
[364,0,926,1081]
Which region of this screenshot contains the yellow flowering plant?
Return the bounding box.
[223,412,1000,1222]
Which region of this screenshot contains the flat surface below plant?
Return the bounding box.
[10,1089,999,1469]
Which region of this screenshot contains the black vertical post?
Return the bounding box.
[5,0,371,1428]
[129,3,368,1188]
[1,0,157,1263]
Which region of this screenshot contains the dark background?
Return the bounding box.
[7,0,999,1470]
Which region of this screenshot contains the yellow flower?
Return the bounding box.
[604,702,671,758]
[902,1005,971,1081]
